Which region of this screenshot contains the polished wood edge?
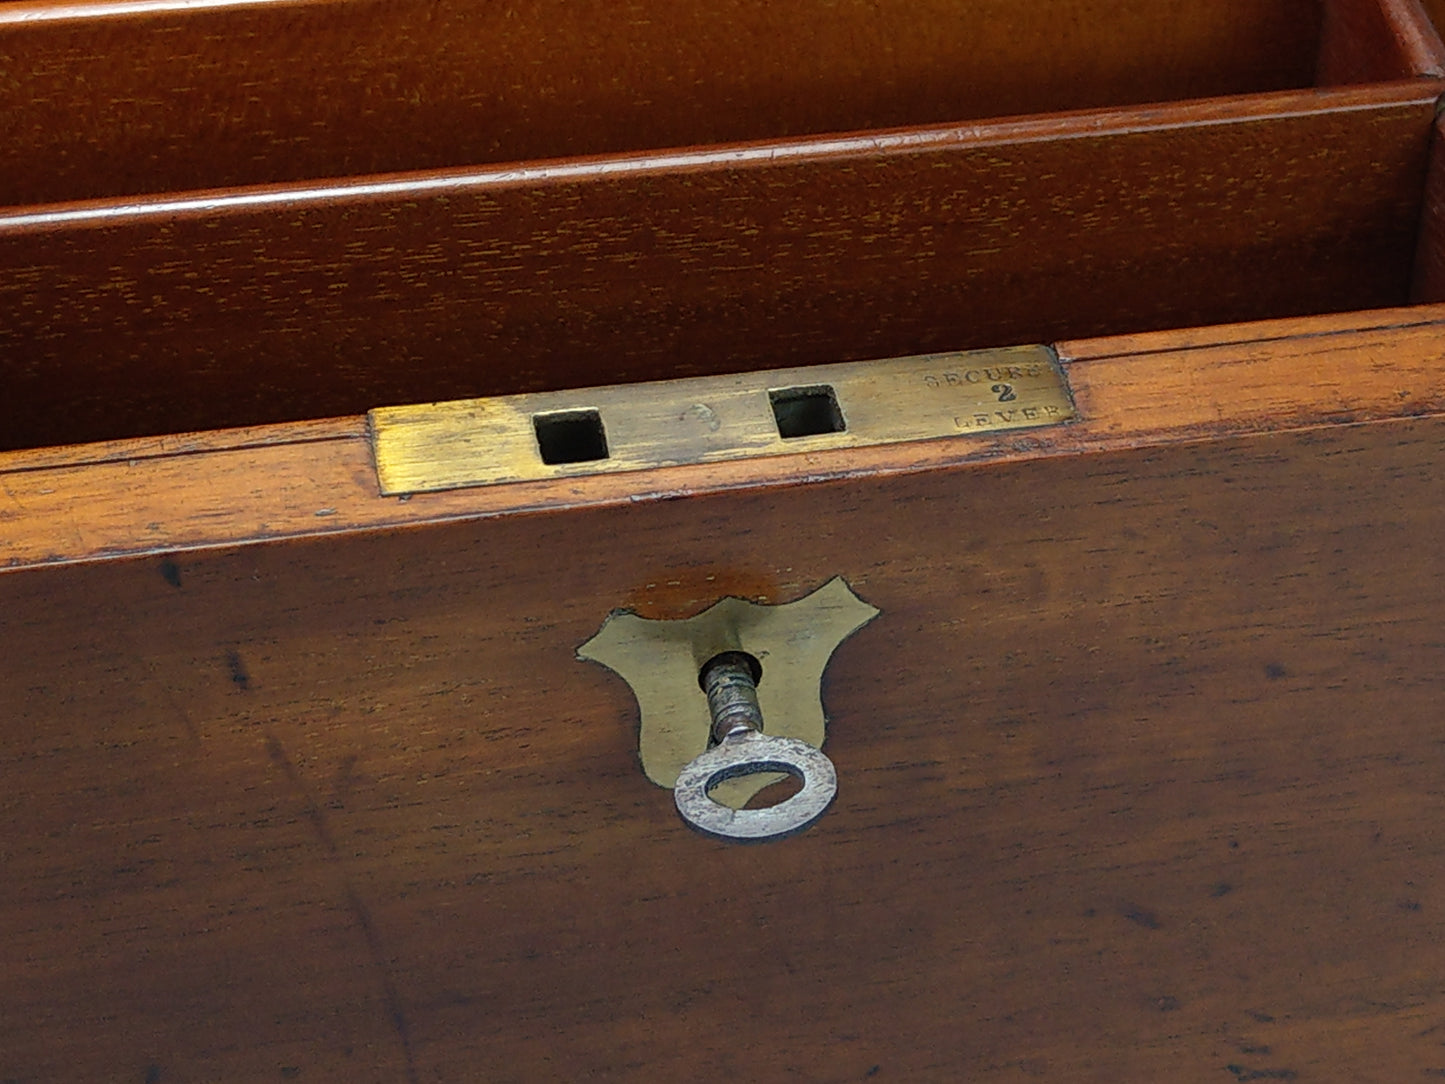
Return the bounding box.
[2,80,1439,229]
[1058,300,1445,358]
[1412,114,1445,302]
[1385,0,1445,75]
[0,0,323,24]
[0,416,362,475]
[4,305,1445,571]
[1320,0,1445,81]
[4,307,1437,476]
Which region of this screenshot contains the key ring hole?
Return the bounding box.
[704,759,806,809]
[705,758,803,792]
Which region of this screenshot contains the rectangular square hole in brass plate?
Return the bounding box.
[369,345,1076,495]
[770,385,846,438]
[533,408,609,464]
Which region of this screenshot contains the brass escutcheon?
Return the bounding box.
[577,577,879,811]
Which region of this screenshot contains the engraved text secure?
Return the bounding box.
[371,345,1075,494]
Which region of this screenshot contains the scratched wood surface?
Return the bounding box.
[0,0,1332,206]
[2,314,1445,1081]
[0,83,1438,453]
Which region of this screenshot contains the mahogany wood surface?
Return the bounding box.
[1316,0,1445,81]
[2,303,1444,570]
[0,0,1331,206]
[0,84,1437,452]
[6,4,1445,1078]
[1411,114,1445,302]
[2,312,1445,1080]
[1420,0,1445,33]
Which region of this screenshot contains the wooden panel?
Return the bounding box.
[2,329,1444,1079]
[1412,115,1445,300]
[1418,0,1445,35]
[0,0,1328,206]
[0,85,1436,452]
[1395,3,1445,300]
[4,303,1445,570]
[1316,0,1445,81]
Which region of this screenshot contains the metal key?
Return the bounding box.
[672,652,838,841]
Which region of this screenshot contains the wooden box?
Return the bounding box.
[4,1,1445,1079]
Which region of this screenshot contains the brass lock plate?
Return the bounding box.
[577,578,878,809]
[370,344,1074,495]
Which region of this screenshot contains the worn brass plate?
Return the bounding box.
[370,344,1074,495]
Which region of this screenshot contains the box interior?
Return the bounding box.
[2,0,1330,206]
[2,0,1442,454]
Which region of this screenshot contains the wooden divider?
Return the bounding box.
[0,84,1438,451]
[1317,0,1445,80]
[1,0,1331,205]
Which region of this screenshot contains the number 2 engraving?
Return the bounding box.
[991,383,1016,402]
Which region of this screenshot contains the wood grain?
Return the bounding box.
[1316,0,1445,81]
[1,302,1444,570]
[1409,0,1445,301]
[0,0,1329,206]
[0,84,1436,452]
[1412,115,1445,302]
[2,315,1445,1080]
[1418,0,1445,36]
[4,6,1445,1075]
